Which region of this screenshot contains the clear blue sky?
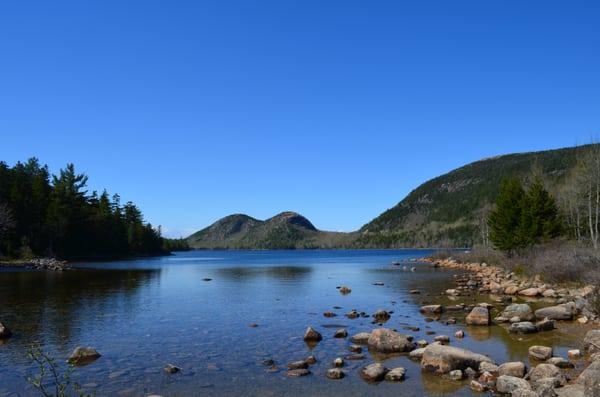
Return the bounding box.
[1,1,599,237]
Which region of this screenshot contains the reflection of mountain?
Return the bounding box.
[0,268,161,344]
[213,266,312,281]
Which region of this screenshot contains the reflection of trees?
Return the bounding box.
[0,268,160,345]
[213,266,312,281]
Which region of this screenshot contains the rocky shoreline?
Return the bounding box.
[0,257,70,271]
[265,257,600,397]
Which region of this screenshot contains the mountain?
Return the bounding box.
[188,144,592,249]
[355,144,588,248]
[187,211,354,249]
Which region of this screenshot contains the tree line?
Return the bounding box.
[0,158,189,260]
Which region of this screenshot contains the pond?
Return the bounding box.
[0,250,589,396]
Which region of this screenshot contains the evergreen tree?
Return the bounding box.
[517,178,562,246]
[488,178,525,251]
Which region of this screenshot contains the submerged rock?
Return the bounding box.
[367,328,415,353]
[67,347,101,365]
[372,310,391,322]
[339,286,352,294]
[421,344,493,374]
[164,364,181,374]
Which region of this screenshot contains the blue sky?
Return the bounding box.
[1,1,599,237]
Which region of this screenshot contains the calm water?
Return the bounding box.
[0,250,589,396]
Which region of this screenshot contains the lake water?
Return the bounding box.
[0,250,589,396]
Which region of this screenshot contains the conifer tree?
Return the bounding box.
[488,178,525,251]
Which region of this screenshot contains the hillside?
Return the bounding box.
[188,144,592,249]
[187,211,354,249]
[355,144,589,248]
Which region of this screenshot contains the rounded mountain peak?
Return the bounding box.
[268,211,317,231]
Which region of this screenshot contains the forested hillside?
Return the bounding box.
[355,145,590,247]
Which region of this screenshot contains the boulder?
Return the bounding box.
[326,368,345,379]
[448,369,463,380]
[502,303,534,321]
[479,361,499,375]
[505,285,519,295]
[434,335,450,344]
[529,346,553,361]
[496,375,532,394]
[577,360,600,396]
[305,355,317,365]
[528,363,563,383]
[303,327,322,342]
[351,332,371,344]
[409,348,426,360]
[345,310,359,319]
[323,311,337,318]
[535,318,556,332]
[568,349,582,359]
[348,344,362,353]
[470,380,488,392]
[532,377,560,397]
[455,330,465,339]
[547,357,574,369]
[519,288,541,297]
[0,322,12,339]
[385,367,406,382]
[466,306,491,326]
[583,330,600,354]
[421,344,493,374]
[333,357,344,367]
[509,322,538,334]
[367,328,415,353]
[67,347,101,365]
[420,305,443,314]
[498,362,526,378]
[360,363,388,382]
[534,304,575,321]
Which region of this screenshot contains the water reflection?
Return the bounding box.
[213,266,312,281]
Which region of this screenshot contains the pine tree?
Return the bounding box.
[488,178,525,251]
[518,178,562,246]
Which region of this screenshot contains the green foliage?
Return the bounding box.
[162,238,191,251]
[0,158,167,259]
[359,144,587,248]
[27,345,92,397]
[488,178,525,251]
[488,177,562,251]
